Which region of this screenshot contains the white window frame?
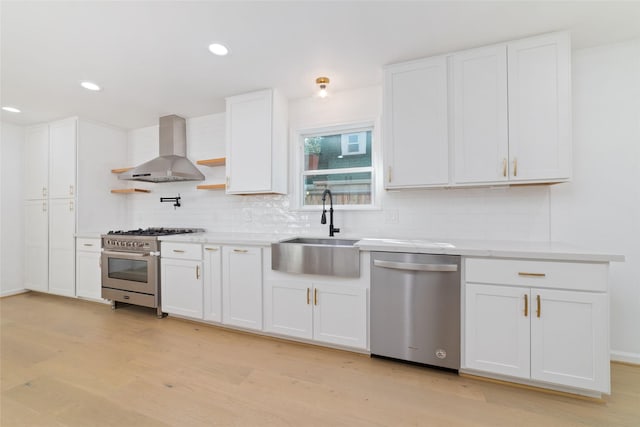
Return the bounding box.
[291,120,381,211]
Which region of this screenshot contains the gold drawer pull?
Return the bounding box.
[524,294,528,317]
[306,288,310,305]
[518,272,546,278]
[233,249,248,253]
[83,243,94,247]
[173,249,185,253]
[536,294,541,318]
[205,247,218,252]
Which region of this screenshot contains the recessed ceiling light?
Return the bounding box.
[208,43,229,56]
[80,81,101,91]
[2,106,21,113]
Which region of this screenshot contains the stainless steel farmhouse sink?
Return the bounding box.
[271,237,360,278]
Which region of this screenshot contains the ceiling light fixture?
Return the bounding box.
[80,81,101,91]
[316,77,330,98]
[208,43,229,56]
[2,106,21,113]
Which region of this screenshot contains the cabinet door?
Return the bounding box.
[76,250,102,300]
[24,125,49,200]
[312,283,367,349]
[465,283,530,378]
[222,246,263,330]
[48,199,75,297]
[24,200,49,291]
[226,90,273,194]
[453,45,509,184]
[507,32,571,181]
[264,280,313,339]
[49,118,77,199]
[203,245,222,322]
[384,56,449,188]
[161,259,203,319]
[531,289,609,393]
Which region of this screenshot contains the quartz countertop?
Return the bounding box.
[75,232,103,239]
[90,230,624,263]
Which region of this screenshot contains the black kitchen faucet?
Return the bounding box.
[321,189,340,237]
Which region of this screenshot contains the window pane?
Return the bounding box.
[303,172,372,206]
[304,131,372,171]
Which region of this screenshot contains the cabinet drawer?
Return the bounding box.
[465,258,608,292]
[77,238,101,253]
[161,243,202,260]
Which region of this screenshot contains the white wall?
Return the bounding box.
[126,87,550,241]
[0,122,25,296]
[551,39,640,363]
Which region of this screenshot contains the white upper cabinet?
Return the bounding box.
[452,45,509,184]
[24,125,49,200]
[384,56,449,188]
[48,118,77,198]
[225,89,287,194]
[386,31,572,188]
[507,32,572,182]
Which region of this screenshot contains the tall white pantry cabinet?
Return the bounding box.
[23,117,127,297]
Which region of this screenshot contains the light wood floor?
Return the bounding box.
[1,293,638,427]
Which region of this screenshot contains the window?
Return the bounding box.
[300,125,375,208]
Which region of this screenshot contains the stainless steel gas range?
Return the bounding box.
[101,228,203,317]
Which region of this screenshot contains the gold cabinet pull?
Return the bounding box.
[69,200,74,211]
[306,288,310,305]
[173,249,185,253]
[205,247,218,252]
[233,249,248,253]
[536,294,541,318]
[42,186,47,197]
[524,294,528,317]
[502,158,507,177]
[314,288,318,306]
[69,185,74,196]
[196,265,200,279]
[83,243,93,247]
[518,272,546,278]
[513,158,518,177]
[42,201,47,212]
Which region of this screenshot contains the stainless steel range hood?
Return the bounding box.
[118,115,205,183]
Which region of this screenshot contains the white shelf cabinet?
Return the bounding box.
[203,245,223,323]
[76,238,102,300]
[161,243,204,319]
[464,258,610,394]
[225,89,287,194]
[222,246,263,330]
[383,56,449,188]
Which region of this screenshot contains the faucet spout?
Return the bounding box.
[321,189,340,237]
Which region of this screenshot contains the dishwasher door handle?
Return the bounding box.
[373,259,458,272]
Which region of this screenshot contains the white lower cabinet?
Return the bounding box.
[48,199,76,297]
[161,243,203,319]
[464,258,610,394]
[76,237,102,300]
[264,280,367,350]
[203,245,222,323]
[222,246,263,330]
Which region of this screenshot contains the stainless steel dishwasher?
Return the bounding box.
[370,252,461,370]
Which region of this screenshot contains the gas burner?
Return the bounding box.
[107,227,204,236]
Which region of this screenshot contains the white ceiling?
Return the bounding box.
[2,1,640,130]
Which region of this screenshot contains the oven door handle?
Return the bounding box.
[102,250,152,258]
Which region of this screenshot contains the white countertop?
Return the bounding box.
[75,232,103,239]
[356,238,625,263]
[80,231,624,263]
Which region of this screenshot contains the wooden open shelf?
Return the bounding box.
[196,157,226,167]
[110,188,151,194]
[196,184,226,190]
[111,167,133,174]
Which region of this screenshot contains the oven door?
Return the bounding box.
[101,250,158,295]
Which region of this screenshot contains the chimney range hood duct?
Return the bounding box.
[118,115,205,183]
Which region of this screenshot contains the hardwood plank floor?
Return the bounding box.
[1,292,638,426]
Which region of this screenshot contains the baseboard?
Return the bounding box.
[0,288,29,298]
[611,350,640,366]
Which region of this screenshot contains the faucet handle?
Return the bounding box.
[333,227,340,234]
